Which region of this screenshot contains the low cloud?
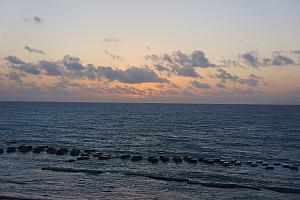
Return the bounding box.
[215,83,226,89]
[241,52,260,68]
[215,69,263,87]
[39,60,63,76]
[97,66,168,84]
[4,54,168,84]
[146,50,216,77]
[240,51,295,68]
[25,46,45,55]
[271,55,294,66]
[17,63,41,75]
[191,81,211,89]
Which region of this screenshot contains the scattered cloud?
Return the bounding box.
[241,51,260,68]
[154,64,170,72]
[215,83,226,89]
[39,60,63,76]
[4,56,25,65]
[33,16,43,24]
[7,71,24,84]
[215,69,263,87]
[24,46,45,55]
[191,81,211,89]
[104,50,125,61]
[146,50,216,77]
[270,55,294,66]
[17,63,41,75]
[102,38,122,43]
[97,66,168,84]
[239,51,296,68]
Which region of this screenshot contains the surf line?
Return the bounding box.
[42,167,300,194]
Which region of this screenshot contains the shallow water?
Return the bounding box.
[0,102,299,199]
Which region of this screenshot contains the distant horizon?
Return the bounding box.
[1,100,299,106]
[1,0,300,104]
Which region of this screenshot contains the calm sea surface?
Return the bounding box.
[0,102,299,199]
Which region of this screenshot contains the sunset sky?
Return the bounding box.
[0,0,300,104]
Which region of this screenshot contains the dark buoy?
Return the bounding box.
[159,156,169,162]
[148,157,159,164]
[68,159,76,162]
[131,155,143,161]
[184,156,197,164]
[33,147,43,153]
[198,156,205,162]
[120,154,131,160]
[7,147,16,153]
[173,157,182,163]
[84,149,96,154]
[230,159,238,164]
[19,145,32,153]
[98,154,111,160]
[93,152,102,157]
[250,163,258,167]
[77,156,89,160]
[282,164,289,168]
[246,161,252,165]
[56,148,68,156]
[70,149,80,156]
[46,147,56,154]
[256,160,263,164]
[273,162,281,166]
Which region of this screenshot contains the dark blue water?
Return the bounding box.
[0,102,299,199]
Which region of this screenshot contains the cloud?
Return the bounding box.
[97,66,168,84]
[39,60,63,76]
[166,50,215,68]
[62,55,84,71]
[215,83,226,89]
[102,38,121,43]
[33,16,42,24]
[18,63,41,75]
[241,52,260,68]
[25,46,45,55]
[215,69,262,87]
[191,81,211,89]
[4,56,25,65]
[271,55,294,66]
[173,65,201,77]
[7,71,24,84]
[292,50,300,55]
[154,64,170,72]
[104,50,125,61]
[239,51,296,68]
[146,50,215,77]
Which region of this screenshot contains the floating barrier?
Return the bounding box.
[0,143,298,172]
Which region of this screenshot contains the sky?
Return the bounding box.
[0,0,300,104]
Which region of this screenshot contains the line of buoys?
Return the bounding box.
[1,143,299,171]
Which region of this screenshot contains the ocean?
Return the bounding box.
[0,102,299,199]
